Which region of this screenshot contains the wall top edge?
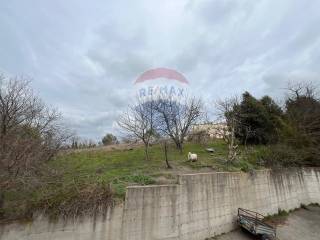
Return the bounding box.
[125,167,320,190]
[126,184,178,189]
[178,169,270,177]
[178,167,320,177]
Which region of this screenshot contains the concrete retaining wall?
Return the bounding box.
[1,168,320,240]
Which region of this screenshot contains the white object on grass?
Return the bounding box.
[188,152,198,162]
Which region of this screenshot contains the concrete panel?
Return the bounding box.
[1,168,320,240]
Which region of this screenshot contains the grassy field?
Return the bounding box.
[51,140,268,195]
[2,140,268,221]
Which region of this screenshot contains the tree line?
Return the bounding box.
[217,82,320,167]
[1,74,319,183]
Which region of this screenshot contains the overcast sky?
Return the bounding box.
[1,0,320,140]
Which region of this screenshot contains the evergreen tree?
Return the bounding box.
[234,92,283,145]
[102,133,118,145]
[260,96,283,143]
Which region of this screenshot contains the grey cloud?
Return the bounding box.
[189,0,241,24]
[84,23,153,86]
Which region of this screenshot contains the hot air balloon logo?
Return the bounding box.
[134,68,189,102]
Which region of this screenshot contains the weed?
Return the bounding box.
[309,202,320,207]
[300,203,308,209]
[277,208,289,216]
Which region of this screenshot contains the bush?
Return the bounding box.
[102,133,118,145]
[261,144,303,167]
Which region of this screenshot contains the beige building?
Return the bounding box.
[191,122,228,139]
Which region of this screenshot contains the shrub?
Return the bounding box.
[102,133,118,145]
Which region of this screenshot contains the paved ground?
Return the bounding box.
[213,206,320,240]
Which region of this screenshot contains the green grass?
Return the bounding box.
[50,140,230,191]
[2,140,265,221]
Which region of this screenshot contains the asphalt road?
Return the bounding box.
[212,206,320,240]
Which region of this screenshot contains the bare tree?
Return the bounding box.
[70,135,80,149]
[286,81,319,100]
[155,96,203,153]
[160,138,172,169]
[0,75,70,181]
[286,82,320,141]
[117,99,156,160]
[215,97,241,163]
[285,82,320,165]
